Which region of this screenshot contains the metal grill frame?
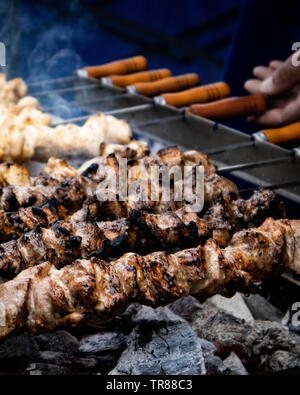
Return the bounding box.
[48,77,300,206]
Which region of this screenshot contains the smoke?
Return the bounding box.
[27,26,84,81]
[0,1,95,118]
[26,26,85,117]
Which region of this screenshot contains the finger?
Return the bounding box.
[279,95,300,124]
[249,99,300,127]
[269,60,283,70]
[253,66,274,80]
[244,79,262,94]
[248,109,287,127]
[261,50,300,95]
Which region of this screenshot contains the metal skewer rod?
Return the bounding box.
[133,113,185,128]
[202,140,255,155]
[42,93,130,112]
[218,155,295,174]
[50,103,153,126]
[32,83,103,97]
[27,75,79,89]
[50,104,299,170]
[28,56,149,90]
[50,101,186,126]
[239,180,300,194]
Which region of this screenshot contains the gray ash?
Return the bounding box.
[0,283,299,376]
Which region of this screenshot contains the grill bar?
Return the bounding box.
[33,83,103,97]
[218,155,294,174]
[51,103,153,126]
[43,93,129,112]
[202,141,255,155]
[27,75,79,88]
[24,74,300,206]
[240,180,300,193]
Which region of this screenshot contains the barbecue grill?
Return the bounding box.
[22,67,300,295]
[28,74,300,216]
[0,63,300,376]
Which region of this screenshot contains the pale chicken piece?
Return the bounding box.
[12,105,51,126]
[78,140,150,174]
[0,77,27,105]
[42,157,78,182]
[0,106,51,162]
[0,76,38,115]
[0,163,31,186]
[0,96,42,121]
[15,96,41,111]
[32,113,132,160]
[0,77,132,162]
[85,113,132,145]
[0,109,132,162]
[100,139,150,158]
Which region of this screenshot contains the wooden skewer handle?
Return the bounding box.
[131,73,200,97]
[85,56,147,78]
[262,122,300,145]
[187,94,266,119]
[109,69,171,87]
[161,82,230,107]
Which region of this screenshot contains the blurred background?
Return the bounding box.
[0,0,299,132]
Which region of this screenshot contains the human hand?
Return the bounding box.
[244,50,300,127]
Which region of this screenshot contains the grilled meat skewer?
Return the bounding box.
[0,140,149,212]
[0,217,299,340]
[0,146,215,240]
[0,189,284,278]
[203,189,286,246]
[0,75,132,162]
[0,142,151,241]
[0,207,210,278]
[0,170,232,242]
[0,142,182,212]
[0,157,81,212]
[0,104,132,162]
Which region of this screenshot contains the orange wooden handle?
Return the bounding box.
[161,82,230,107]
[187,94,266,119]
[85,56,147,78]
[109,69,171,87]
[262,122,300,145]
[131,73,200,97]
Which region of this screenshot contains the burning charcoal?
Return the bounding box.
[247,321,296,357]
[79,331,126,354]
[173,299,299,374]
[266,350,300,374]
[168,295,203,322]
[0,333,39,371]
[189,301,251,357]
[198,338,227,375]
[195,305,295,358]
[243,294,283,322]
[109,305,206,375]
[282,308,300,335]
[223,352,249,375]
[208,294,254,324]
[38,351,97,371]
[35,330,79,354]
